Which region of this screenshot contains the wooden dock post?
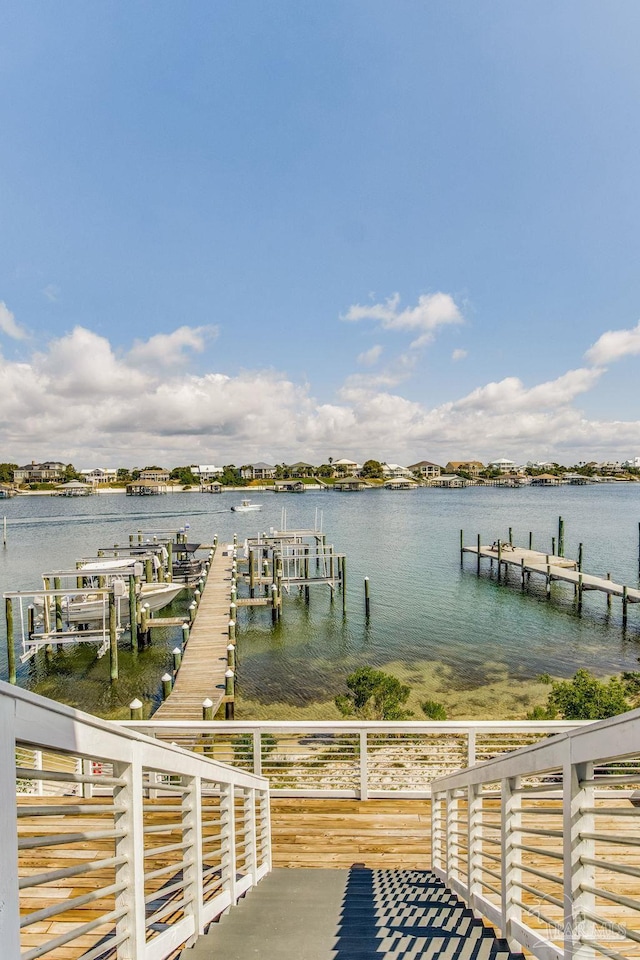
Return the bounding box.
[53,577,63,633]
[2,515,6,547]
[270,585,278,624]
[607,574,612,610]
[145,557,153,584]
[623,586,629,627]
[202,698,214,721]
[129,575,138,650]
[109,591,118,681]
[249,549,255,597]
[161,673,172,700]
[129,698,143,720]
[28,604,34,640]
[578,543,583,572]
[477,534,481,575]
[225,669,235,720]
[342,557,347,614]
[521,558,526,591]
[528,531,533,550]
[551,536,556,557]
[5,597,16,684]
[460,529,464,565]
[172,647,182,673]
[577,573,583,612]
[497,540,502,582]
[546,560,551,599]
[364,577,371,617]
[508,527,513,546]
[227,643,236,671]
[228,618,236,644]
[558,516,564,557]
[166,540,172,581]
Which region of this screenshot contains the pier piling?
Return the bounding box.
[558,516,565,558]
[109,591,118,681]
[5,597,15,684]
[364,577,371,617]
[129,698,143,720]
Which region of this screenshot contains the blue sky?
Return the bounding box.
[1,1,640,467]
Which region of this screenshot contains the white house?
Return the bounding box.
[488,458,516,474]
[80,468,117,485]
[381,463,413,479]
[191,465,224,481]
[332,458,361,475]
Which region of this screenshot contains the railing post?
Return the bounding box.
[253,730,262,777]
[564,758,595,960]
[468,783,483,909]
[183,774,204,940]
[113,745,146,958]
[0,694,20,959]
[446,789,459,884]
[82,757,94,798]
[360,730,369,800]
[431,790,445,877]
[220,783,237,906]
[467,728,477,768]
[244,788,258,886]
[34,749,44,796]
[258,787,272,874]
[501,775,522,947]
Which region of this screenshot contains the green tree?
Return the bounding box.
[421,699,448,720]
[170,466,199,485]
[63,463,81,481]
[220,465,246,486]
[335,667,413,720]
[0,463,17,483]
[116,467,132,482]
[360,459,383,479]
[529,669,630,720]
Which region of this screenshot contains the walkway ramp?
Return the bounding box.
[154,548,233,719]
[182,867,524,960]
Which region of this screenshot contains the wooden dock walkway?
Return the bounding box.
[154,548,233,720]
[462,543,640,612]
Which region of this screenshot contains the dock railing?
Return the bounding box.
[2,680,271,960]
[430,707,640,960]
[121,720,585,798]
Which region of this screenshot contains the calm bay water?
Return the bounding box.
[1,485,639,719]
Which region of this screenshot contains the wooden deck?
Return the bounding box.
[154,549,233,720]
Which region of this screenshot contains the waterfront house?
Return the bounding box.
[80,467,117,485]
[191,464,224,482]
[407,459,441,479]
[444,460,484,477]
[488,458,516,474]
[241,462,276,481]
[332,458,362,476]
[126,478,168,495]
[530,473,563,486]
[274,479,306,493]
[139,468,170,482]
[287,461,315,477]
[381,462,413,479]
[13,461,66,483]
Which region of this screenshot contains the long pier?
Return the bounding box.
[462,539,640,623]
[153,547,233,720]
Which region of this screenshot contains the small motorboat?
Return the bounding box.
[231,499,262,512]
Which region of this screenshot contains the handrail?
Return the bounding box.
[122,718,586,798]
[1,680,271,960]
[430,705,640,960]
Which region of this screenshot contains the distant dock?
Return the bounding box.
[461,522,640,628]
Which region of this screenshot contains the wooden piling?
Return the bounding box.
[342,556,347,614]
[497,540,502,582]
[528,531,533,550]
[182,622,190,647]
[551,536,556,557]
[129,698,143,720]
[161,673,172,700]
[558,516,565,558]
[172,647,182,673]
[607,574,612,610]
[460,529,464,565]
[623,586,629,626]
[546,563,551,599]
[54,577,63,633]
[364,577,371,617]
[521,558,526,591]
[577,573,583,611]
[578,543,583,572]
[227,643,236,671]
[5,597,15,684]
[228,619,236,644]
[508,527,513,546]
[477,534,481,576]
[202,698,214,721]
[225,669,235,720]
[145,558,153,584]
[109,591,118,681]
[129,576,138,650]
[28,604,35,639]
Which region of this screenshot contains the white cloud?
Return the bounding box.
[127,325,218,367]
[585,320,640,366]
[452,348,468,361]
[357,345,383,366]
[342,292,463,349]
[0,323,639,467]
[0,301,28,339]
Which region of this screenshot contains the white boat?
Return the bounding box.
[231,499,262,512]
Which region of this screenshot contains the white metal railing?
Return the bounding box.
[121,720,585,798]
[430,707,640,960]
[1,680,270,960]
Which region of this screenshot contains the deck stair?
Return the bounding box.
[181,867,525,960]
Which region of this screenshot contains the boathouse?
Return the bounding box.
[334,475,370,491]
[126,478,168,495]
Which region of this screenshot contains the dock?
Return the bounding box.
[461,536,640,625]
[153,547,233,720]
